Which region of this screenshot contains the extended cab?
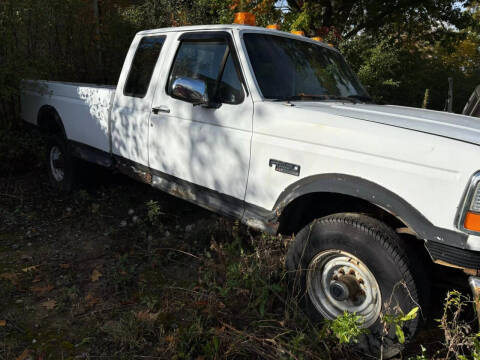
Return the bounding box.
[21,24,480,356]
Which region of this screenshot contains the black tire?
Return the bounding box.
[46,134,76,193]
[286,213,427,358]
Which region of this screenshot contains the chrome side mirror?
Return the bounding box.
[171,77,208,105]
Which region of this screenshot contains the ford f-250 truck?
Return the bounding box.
[21,24,480,357]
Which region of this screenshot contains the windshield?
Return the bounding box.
[243,33,369,101]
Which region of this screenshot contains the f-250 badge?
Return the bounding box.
[269,159,301,176]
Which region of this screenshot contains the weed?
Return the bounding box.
[326,311,367,344]
[383,306,419,344]
[101,311,163,353]
[438,290,480,360]
[408,345,428,360]
[146,199,162,224]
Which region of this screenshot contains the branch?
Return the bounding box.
[343,21,366,39]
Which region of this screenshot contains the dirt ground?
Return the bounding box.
[0,126,476,360]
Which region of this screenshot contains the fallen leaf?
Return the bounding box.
[41,299,56,310]
[0,272,18,284]
[0,320,6,326]
[136,310,159,322]
[30,284,53,296]
[91,269,102,282]
[85,293,100,307]
[32,275,42,283]
[16,349,30,360]
[60,263,70,269]
[194,301,208,307]
[165,335,175,343]
[22,265,39,273]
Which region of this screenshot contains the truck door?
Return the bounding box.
[111,34,167,166]
[148,31,253,208]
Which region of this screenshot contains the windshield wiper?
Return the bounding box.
[271,94,358,103]
[348,94,374,103]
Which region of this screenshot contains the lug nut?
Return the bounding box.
[339,269,345,275]
[359,279,364,285]
[349,269,355,275]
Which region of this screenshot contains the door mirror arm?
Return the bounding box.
[199,101,222,109]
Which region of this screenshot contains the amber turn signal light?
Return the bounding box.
[234,12,256,26]
[464,211,480,232]
[291,30,305,36]
[266,24,280,30]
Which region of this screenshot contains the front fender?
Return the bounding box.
[273,173,467,249]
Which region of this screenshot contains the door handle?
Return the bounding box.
[152,105,170,114]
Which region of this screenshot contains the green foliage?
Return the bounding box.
[0,0,137,126]
[341,38,401,103]
[326,311,367,344]
[383,307,419,344]
[340,29,480,111]
[285,0,470,39]
[408,345,428,360]
[0,0,479,128]
[458,333,480,360]
[205,236,284,318]
[438,290,480,360]
[146,200,161,224]
[121,0,235,29]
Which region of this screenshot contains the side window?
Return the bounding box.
[124,36,166,98]
[217,53,245,104]
[168,40,244,104]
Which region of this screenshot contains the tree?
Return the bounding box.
[284,0,471,41]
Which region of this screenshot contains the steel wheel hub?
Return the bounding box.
[306,250,382,327]
[49,146,65,182]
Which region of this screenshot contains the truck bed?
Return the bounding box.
[21,80,116,153]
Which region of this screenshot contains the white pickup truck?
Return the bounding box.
[21,24,480,356]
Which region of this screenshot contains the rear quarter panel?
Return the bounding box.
[21,80,115,152]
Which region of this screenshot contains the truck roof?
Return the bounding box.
[136,24,338,51]
[137,24,279,35]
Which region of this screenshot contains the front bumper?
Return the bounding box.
[426,242,480,323]
[425,241,480,273]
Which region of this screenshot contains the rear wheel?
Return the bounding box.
[46,134,75,193]
[286,213,426,358]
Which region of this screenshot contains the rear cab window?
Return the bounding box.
[124,35,166,98]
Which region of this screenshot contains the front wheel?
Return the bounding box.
[286,213,426,358]
[46,134,76,193]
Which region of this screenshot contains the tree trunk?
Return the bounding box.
[92,0,104,80]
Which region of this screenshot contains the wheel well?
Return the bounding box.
[278,192,409,236]
[277,192,432,268]
[37,106,65,137]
